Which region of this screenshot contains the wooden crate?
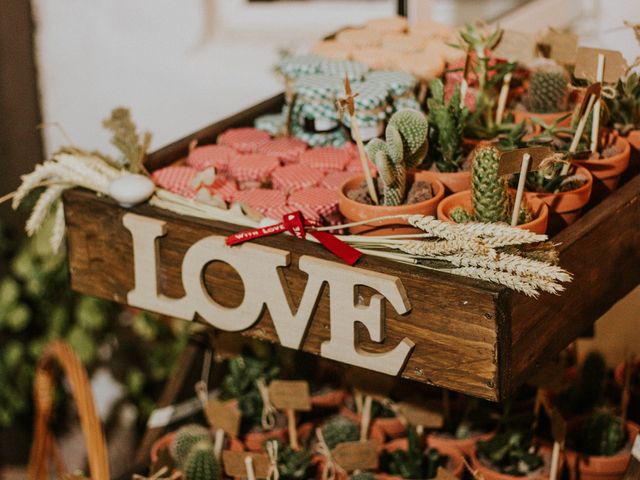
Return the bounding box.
[62,94,640,401]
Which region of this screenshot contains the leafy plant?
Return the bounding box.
[426,79,470,172]
[573,412,627,456]
[380,427,446,479]
[605,72,640,135]
[476,431,544,477]
[321,416,359,450]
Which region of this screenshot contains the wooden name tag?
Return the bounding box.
[205,399,241,437]
[538,29,578,65]
[396,399,444,429]
[268,380,311,411]
[223,451,271,479]
[575,47,627,83]
[494,30,536,64]
[331,440,379,472]
[498,147,554,176]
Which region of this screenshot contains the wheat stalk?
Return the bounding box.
[438,266,546,297]
[26,185,67,237]
[397,238,494,257]
[50,201,66,252]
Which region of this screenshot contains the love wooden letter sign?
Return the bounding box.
[122,213,415,375]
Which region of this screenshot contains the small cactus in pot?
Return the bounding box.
[525,60,570,114]
[170,424,211,466]
[182,440,222,480]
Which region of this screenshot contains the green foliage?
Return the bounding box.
[321,416,360,450]
[449,206,474,223]
[527,63,569,113]
[380,428,446,479]
[426,79,469,172]
[102,108,151,174]
[476,431,544,477]
[471,145,512,223]
[367,109,429,206]
[182,440,221,480]
[272,440,315,480]
[574,412,627,456]
[605,72,640,135]
[171,424,211,466]
[219,356,280,433]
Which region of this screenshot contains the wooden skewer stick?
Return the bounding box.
[511,153,531,226]
[213,428,225,460]
[460,79,469,110]
[549,441,562,480]
[244,456,256,480]
[360,395,373,441]
[562,93,597,175]
[495,72,513,125]
[287,408,299,450]
[590,54,606,153]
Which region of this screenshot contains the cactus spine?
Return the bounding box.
[527,62,569,113]
[471,145,511,223]
[171,424,211,466]
[182,440,222,480]
[366,109,429,206]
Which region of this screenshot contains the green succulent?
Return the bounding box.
[321,416,360,450]
[471,145,512,223]
[605,72,640,135]
[380,427,447,479]
[270,440,314,480]
[476,431,544,477]
[182,440,221,480]
[367,109,429,206]
[171,424,211,466]
[574,412,627,456]
[526,62,569,113]
[426,78,470,172]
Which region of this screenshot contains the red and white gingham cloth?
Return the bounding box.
[228,154,280,184]
[346,156,378,175]
[321,171,357,191]
[341,142,359,159]
[186,144,235,173]
[271,165,325,193]
[299,147,351,172]
[207,177,238,203]
[218,128,271,153]
[258,137,308,164]
[151,165,199,198]
[232,188,286,215]
[288,187,340,219]
[265,204,321,224]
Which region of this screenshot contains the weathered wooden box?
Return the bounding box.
[62,94,640,401]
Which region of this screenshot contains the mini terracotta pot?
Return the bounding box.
[437,190,549,235]
[372,417,407,440]
[374,436,465,479]
[339,174,445,236]
[244,426,288,452]
[415,169,471,194]
[565,419,639,480]
[426,430,495,457]
[470,442,558,480]
[512,110,573,133]
[311,389,347,410]
[573,135,631,194]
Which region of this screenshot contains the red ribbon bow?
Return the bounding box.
[225,211,362,266]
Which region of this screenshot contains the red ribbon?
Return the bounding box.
[225,211,362,266]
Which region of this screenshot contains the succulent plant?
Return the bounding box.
[182,440,221,480]
[574,412,627,456]
[526,61,569,113]
[426,78,470,173]
[366,109,429,206]
[321,416,360,450]
[605,72,640,135]
[471,145,512,223]
[271,440,314,480]
[380,427,446,479]
[476,431,544,476]
[171,424,211,466]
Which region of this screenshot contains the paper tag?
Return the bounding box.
[551,408,567,444]
[574,47,627,83]
[632,435,640,461]
[538,29,578,65]
[205,399,241,437]
[395,398,445,429]
[435,466,458,480]
[331,440,379,472]
[223,451,271,479]
[498,147,554,176]
[494,30,536,64]
[268,380,311,411]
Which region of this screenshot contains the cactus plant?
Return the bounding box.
[171,424,211,466]
[366,109,429,206]
[321,416,360,450]
[526,62,569,114]
[426,78,470,172]
[574,412,627,456]
[182,440,222,480]
[380,428,446,479]
[471,145,512,223]
[476,430,544,476]
[271,440,315,480]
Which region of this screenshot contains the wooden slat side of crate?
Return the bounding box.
[63,189,507,400]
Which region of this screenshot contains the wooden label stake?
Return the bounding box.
[538,29,578,65]
[460,48,473,109]
[549,408,567,480]
[566,82,602,172]
[223,451,271,480]
[205,398,242,438]
[360,395,373,441]
[268,380,311,450]
[331,440,379,472]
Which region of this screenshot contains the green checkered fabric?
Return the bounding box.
[294,74,343,101]
[367,71,417,97]
[278,54,323,79]
[393,97,423,112]
[341,80,389,128]
[254,113,286,136]
[291,124,348,147]
[319,59,369,82]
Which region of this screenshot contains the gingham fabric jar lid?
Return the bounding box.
[394,97,423,112]
[151,165,199,199]
[321,171,357,191]
[312,40,353,60]
[228,153,280,183]
[271,164,325,193]
[295,101,340,124]
[300,146,351,172]
[265,204,321,224]
[335,28,383,48]
[288,187,340,219]
[186,144,235,173]
[254,113,286,136]
[233,188,287,215]
[366,16,409,34]
[291,125,349,148]
[278,54,323,79]
[218,127,271,153]
[341,80,389,128]
[258,137,308,163]
[367,70,417,98]
[294,74,343,101]
[207,178,238,203]
[318,59,369,82]
[346,155,378,175]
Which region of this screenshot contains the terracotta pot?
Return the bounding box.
[626,129,640,151]
[372,417,407,440]
[622,129,640,183]
[374,437,465,479]
[573,135,631,194]
[437,190,549,235]
[339,175,445,235]
[415,169,471,194]
[463,137,484,153]
[512,109,573,133]
[470,442,558,480]
[311,389,347,409]
[244,426,288,452]
[565,420,639,480]
[426,430,494,457]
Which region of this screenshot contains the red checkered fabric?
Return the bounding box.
[346,156,377,175]
[186,144,235,173]
[207,177,238,203]
[265,204,321,224]
[218,128,271,153]
[341,142,359,159]
[321,171,357,191]
[299,147,351,172]
[258,137,308,164]
[151,165,199,198]
[271,165,325,193]
[228,154,280,184]
[232,188,287,215]
[288,187,339,218]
